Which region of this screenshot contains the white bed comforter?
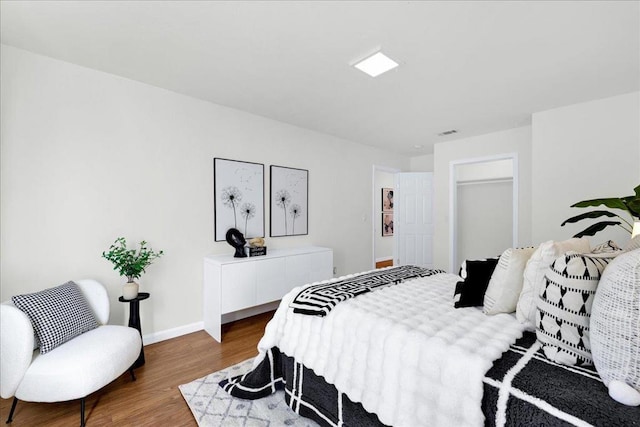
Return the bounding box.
[255,271,525,427]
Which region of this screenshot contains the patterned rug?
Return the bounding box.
[179,358,319,427]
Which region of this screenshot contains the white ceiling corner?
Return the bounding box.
[1,1,638,156]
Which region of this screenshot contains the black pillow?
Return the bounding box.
[453,258,499,308]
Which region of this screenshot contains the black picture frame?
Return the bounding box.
[213,158,265,242]
[270,165,309,237]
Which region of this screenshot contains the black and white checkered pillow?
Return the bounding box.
[535,252,616,366]
[12,281,100,354]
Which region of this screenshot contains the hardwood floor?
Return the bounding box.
[375,259,393,269]
[0,311,274,426]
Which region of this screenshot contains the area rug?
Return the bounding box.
[179,358,319,427]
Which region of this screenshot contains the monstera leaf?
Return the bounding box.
[627,196,640,218]
[571,221,622,238]
[562,185,640,238]
[561,210,619,226]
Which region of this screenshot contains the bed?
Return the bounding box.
[220,265,640,426]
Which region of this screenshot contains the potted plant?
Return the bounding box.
[102,237,164,299]
[561,184,640,238]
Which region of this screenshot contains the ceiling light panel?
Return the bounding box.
[354,52,399,77]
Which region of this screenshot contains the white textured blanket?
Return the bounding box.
[255,271,525,427]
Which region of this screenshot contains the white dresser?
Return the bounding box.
[203,246,333,342]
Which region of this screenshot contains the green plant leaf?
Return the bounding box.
[571,198,629,211]
[560,210,618,226]
[101,237,163,280]
[562,185,640,237]
[627,198,640,219]
[572,221,621,238]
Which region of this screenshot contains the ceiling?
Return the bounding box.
[2,1,639,156]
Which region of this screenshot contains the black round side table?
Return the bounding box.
[118,292,150,368]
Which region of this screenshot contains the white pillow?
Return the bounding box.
[516,238,590,329]
[483,247,536,315]
[591,248,640,406]
[624,235,640,252]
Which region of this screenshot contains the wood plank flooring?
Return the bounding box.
[375,259,393,269]
[0,311,274,426]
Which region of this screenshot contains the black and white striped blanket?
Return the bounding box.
[483,332,640,426]
[220,347,388,427]
[289,265,444,316]
[221,334,640,427]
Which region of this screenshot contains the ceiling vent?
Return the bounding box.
[438,129,458,136]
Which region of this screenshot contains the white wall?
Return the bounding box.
[454,159,515,265]
[432,92,639,273]
[410,154,434,172]
[433,126,533,271]
[457,180,513,264]
[0,45,410,338]
[456,159,513,182]
[374,170,394,261]
[531,92,640,247]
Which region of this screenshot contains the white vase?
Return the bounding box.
[122,281,139,300]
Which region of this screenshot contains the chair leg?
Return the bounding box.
[5,397,18,424]
[80,397,85,427]
[129,367,136,381]
[6,396,89,426]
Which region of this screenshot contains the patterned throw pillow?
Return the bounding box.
[591,249,640,405]
[453,258,499,308]
[591,240,622,254]
[517,238,591,329]
[535,252,616,366]
[12,281,100,354]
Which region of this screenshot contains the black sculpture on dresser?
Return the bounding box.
[225,228,247,257]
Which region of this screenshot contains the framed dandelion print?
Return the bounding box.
[214,158,265,242]
[270,165,308,237]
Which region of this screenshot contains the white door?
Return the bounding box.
[395,172,434,268]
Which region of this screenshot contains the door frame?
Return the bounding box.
[449,153,519,272]
[372,164,400,270]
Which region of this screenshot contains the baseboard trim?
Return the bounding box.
[141,302,280,345]
[142,321,204,345]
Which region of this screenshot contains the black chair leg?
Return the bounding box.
[7,396,89,426]
[129,367,136,381]
[80,397,85,427]
[5,397,18,424]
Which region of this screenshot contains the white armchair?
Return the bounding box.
[0,279,142,426]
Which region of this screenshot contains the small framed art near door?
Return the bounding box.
[382,187,394,212]
[382,213,394,236]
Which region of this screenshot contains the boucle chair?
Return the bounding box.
[0,279,142,426]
